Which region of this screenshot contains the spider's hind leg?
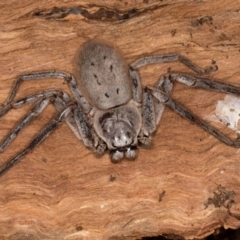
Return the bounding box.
[0,90,81,152]
[162,73,240,96]
[3,71,92,113]
[1,87,85,140]
[0,89,66,117]
[0,104,74,177]
[152,72,240,128]
[131,54,217,75]
[0,97,52,152]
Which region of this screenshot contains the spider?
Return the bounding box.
[0,39,240,176]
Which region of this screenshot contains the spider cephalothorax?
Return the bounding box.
[93,102,141,160]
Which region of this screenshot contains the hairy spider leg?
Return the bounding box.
[148,73,240,147]
[4,71,92,113]
[0,89,65,117]
[128,52,216,104]
[130,53,217,74]
[130,53,215,143]
[0,104,74,177]
[0,90,82,146]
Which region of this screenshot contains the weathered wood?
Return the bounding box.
[0,1,240,239]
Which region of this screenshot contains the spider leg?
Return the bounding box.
[129,68,142,103]
[0,104,74,177]
[0,89,65,117]
[160,73,240,95]
[0,96,73,152]
[4,71,92,113]
[130,54,217,74]
[129,54,216,103]
[148,86,240,148]
[139,76,173,146]
[0,88,83,140]
[154,74,174,125]
[130,67,174,104]
[146,72,240,131]
[0,88,85,152]
[53,93,82,140]
[73,105,106,157]
[0,98,52,152]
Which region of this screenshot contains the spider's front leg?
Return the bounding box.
[139,77,173,147]
[130,54,217,75]
[73,105,106,157]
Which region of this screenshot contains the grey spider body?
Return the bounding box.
[1,40,240,176]
[76,40,132,110]
[76,41,143,160]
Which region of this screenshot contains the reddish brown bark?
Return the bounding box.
[0,1,240,239]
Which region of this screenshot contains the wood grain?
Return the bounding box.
[0,1,240,239]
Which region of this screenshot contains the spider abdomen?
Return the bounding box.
[75,40,132,110]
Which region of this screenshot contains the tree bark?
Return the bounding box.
[0,1,240,239]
